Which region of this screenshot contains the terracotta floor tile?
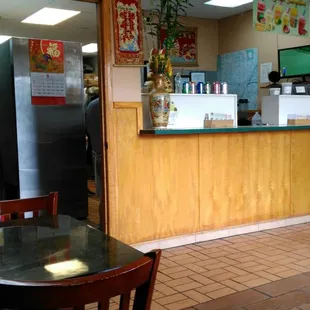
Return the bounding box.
[285,263,310,273]
[208,251,234,258]
[160,259,179,268]
[162,252,176,258]
[166,247,193,255]
[255,274,310,297]
[183,290,212,303]
[195,289,269,310]
[206,287,236,299]
[265,265,290,275]
[247,250,269,259]
[253,270,281,281]
[221,279,248,292]
[161,266,187,275]
[196,283,227,295]
[169,269,197,280]
[189,274,215,285]
[186,244,204,251]
[235,261,258,269]
[297,259,310,267]
[165,299,198,310]
[174,281,203,292]
[234,255,258,263]
[156,293,187,306]
[151,301,167,310]
[165,277,193,288]
[184,263,208,273]
[206,262,229,270]
[175,257,201,265]
[155,283,178,296]
[157,272,173,283]
[224,266,249,276]
[152,291,165,300]
[227,252,249,260]
[276,269,302,278]
[254,258,279,268]
[232,273,260,284]
[217,257,240,265]
[202,268,227,278]
[242,277,271,288]
[188,251,210,260]
[196,258,220,267]
[210,271,239,282]
[244,264,269,273]
[169,253,195,262]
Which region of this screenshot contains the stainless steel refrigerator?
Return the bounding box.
[0,37,88,218]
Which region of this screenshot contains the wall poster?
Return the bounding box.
[253,0,309,37]
[29,39,66,106]
[218,49,259,110]
[112,0,144,65]
[160,28,198,67]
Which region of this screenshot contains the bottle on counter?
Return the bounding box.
[251,112,262,126]
[174,73,182,93]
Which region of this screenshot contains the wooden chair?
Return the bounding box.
[0,249,161,310]
[0,192,58,221]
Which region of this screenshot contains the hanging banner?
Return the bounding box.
[253,0,309,37]
[29,39,66,106]
[112,0,144,65]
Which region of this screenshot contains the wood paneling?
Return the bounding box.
[199,132,291,231]
[111,105,199,244]
[291,131,310,216]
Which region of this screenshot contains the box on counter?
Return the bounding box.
[287,114,310,125]
[204,112,234,128]
[204,119,234,128]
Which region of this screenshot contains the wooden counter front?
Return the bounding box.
[108,102,310,245]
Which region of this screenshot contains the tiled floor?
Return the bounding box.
[83,221,310,309]
[149,224,310,310]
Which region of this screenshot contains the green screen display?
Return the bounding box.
[279,46,310,77]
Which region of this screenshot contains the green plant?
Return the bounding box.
[146,0,193,55]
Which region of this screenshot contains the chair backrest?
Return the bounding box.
[0,249,161,310]
[0,192,58,221]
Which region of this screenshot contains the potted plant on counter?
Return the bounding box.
[145,0,192,128]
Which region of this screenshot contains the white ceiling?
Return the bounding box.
[142,0,254,20]
[0,0,253,45]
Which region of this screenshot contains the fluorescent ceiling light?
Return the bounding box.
[0,36,11,44]
[204,0,253,8]
[22,8,80,26]
[82,43,98,54]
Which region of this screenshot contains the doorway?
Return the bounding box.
[0,0,104,227]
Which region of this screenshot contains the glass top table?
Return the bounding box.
[0,215,143,282]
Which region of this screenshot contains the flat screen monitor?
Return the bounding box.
[278,45,310,78]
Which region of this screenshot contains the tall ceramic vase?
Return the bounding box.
[149,74,170,128]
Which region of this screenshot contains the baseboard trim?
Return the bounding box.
[132,215,310,253]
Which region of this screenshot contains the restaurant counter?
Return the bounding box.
[110,102,310,251]
[140,124,310,135]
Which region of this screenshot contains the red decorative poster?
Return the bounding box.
[112,0,144,65]
[160,28,198,67]
[29,39,66,106]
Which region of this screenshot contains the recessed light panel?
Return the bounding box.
[0,36,11,44]
[82,43,98,54]
[22,8,80,26]
[204,0,253,8]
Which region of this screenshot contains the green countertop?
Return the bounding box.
[140,125,310,135]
